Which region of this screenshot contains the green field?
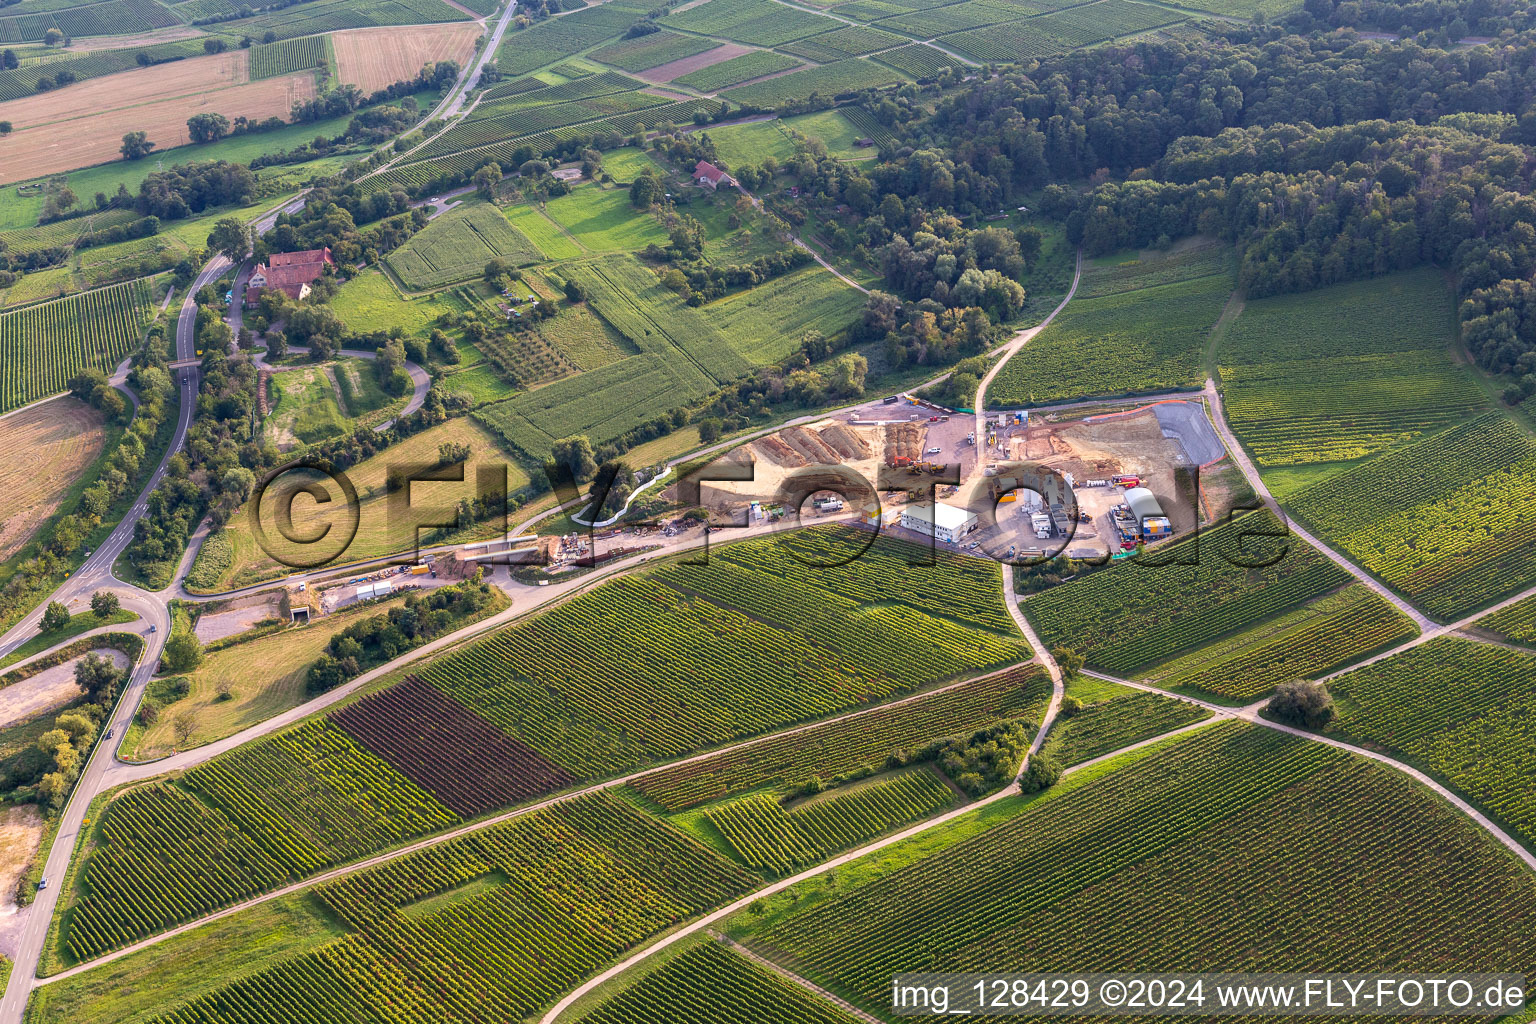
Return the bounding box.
[702,119,799,169]
[503,201,586,260]
[414,526,1027,777]
[746,723,1536,1012]
[673,50,802,93]
[1218,270,1488,469]
[595,146,666,183]
[1023,511,1355,679]
[1328,636,1536,848]
[699,266,863,362]
[1141,586,1419,700]
[721,59,905,106]
[0,280,153,414]
[330,268,466,336]
[1285,412,1536,620]
[541,186,671,253]
[632,666,1051,812]
[702,769,955,874]
[494,2,643,75]
[386,202,543,290]
[990,242,1231,405]
[1043,689,1211,766]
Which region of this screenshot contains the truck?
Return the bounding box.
[1111,474,1141,488]
[882,396,899,404]
[1031,512,1052,539]
[410,564,431,575]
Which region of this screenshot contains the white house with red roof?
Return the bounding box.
[694,160,734,190]
[245,246,335,306]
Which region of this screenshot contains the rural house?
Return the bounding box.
[694,160,734,190]
[245,246,335,306]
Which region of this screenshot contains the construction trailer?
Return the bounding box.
[900,502,979,544]
[1124,486,1173,540]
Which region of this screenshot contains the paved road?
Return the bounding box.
[0,190,313,1024]
[34,653,1033,985]
[1203,378,1433,631]
[973,251,1083,450]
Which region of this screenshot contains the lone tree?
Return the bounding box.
[43,27,62,45]
[120,131,154,161]
[207,217,250,265]
[41,601,70,633]
[75,652,124,704]
[1269,680,1335,729]
[90,590,120,618]
[1052,646,1084,677]
[187,112,230,144]
[163,628,204,673]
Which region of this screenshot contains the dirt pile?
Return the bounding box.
[883,422,923,464]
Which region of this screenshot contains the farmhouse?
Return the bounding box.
[694,160,734,190]
[899,501,978,544]
[245,247,334,306]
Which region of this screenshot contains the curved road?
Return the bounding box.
[0,189,314,1024]
[8,234,1536,1023]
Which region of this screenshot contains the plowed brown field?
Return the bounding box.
[333,22,481,93]
[0,395,106,561]
[0,50,317,182]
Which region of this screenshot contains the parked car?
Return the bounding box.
[927,447,942,455]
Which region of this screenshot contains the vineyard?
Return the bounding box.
[989,269,1229,405]
[1477,594,1536,642]
[1023,510,1353,676]
[495,2,645,75]
[752,724,1536,1010]
[837,105,898,149]
[1032,0,1185,44]
[1328,636,1536,847]
[673,49,801,92]
[942,20,1070,62]
[633,665,1047,811]
[722,59,905,105]
[473,348,716,460]
[871,43,966,79]
[215,0,475,43]
[0,281,152,414]
[1286,412,1536,619]
[0,0,179,44]
[1218,271,1486,466]
[579,941,860,1024]
[878,2,1025,35]
[331,676,577,817]
[565,254,753,384]
[1043,691,1211,766]
[483,69,635,107]
[1143,586,1418,700]
[386,203,542,290]
[781,25,908,62]
[181,719,458,872]
[705,769,954,874]
[65,784,291,964]
[144,794,755,1023]
[666,0,841,45]
[413,526,1025,778]
[63,716,464,961]
[248,34,334,80]
[418,91,671,159]
[589,30,715,71]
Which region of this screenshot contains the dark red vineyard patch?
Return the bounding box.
[332,676,574,817]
